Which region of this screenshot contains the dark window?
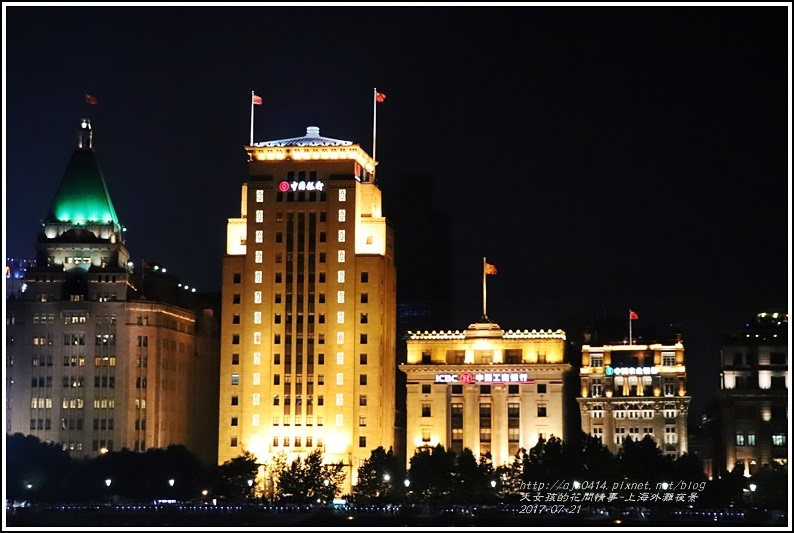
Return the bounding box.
[360,353,368,365]
[231,396,239,406]
[361,293,368,303]
[537,383,547,394]
[422,384,431,393]
[361,272,369,283]
[233,273,241,283]
[360,374,367,386]
[452,385,463,394]
[359,436,367,448]
[233,294,241,304]
[480,385,491,395]
[232,353,240,365]
[360,334,368,344]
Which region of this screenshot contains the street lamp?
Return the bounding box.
[168,478,175,487]
[404,479,410,488]
[490,480,497,488]
[105,478,112,487]
[383,473,391,482]
[749,483,756,508]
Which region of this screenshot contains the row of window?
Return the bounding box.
[446,384,539,395]
[229,394,369,407]
[30,356,116,367]
[735,432,787,447]
[232,332,370,345]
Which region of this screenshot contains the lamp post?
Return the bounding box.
[749,483,756,509]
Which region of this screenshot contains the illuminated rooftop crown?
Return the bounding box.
[44,118,120,228]
[256,126,352,147]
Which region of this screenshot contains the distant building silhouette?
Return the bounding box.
[708,311,788,478]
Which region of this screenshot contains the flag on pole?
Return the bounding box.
[485,262,498,275]
[376,91,386,103]
[629,310,639,320]
[85,94,98,105]
[252,93,263,105]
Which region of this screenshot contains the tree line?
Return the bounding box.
[6,431,786,509]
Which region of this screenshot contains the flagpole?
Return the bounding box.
[250,91,255,146]
[372,88,378,182]
[629,310,633,345]
[482,257,487,321]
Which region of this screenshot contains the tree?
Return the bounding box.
[274,449,346,504]
[407,444,456,504]
[5,432,75,502]
[453,448,496,504]
[217,449,261,501]
[616,435,673,483]
[523,435,576,481]
[354,446,405,503]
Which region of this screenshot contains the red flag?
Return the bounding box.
[629,310,639,320]
[376,91,386,103]
[485,262,497,275]
[85,94,98,105]
[252,93,263,105]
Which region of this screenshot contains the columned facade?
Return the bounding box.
[399,321,569,468]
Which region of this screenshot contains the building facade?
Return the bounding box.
[577,339,690,457]
[218,127,397,495]
[399,321,569,468]
[714,311,788,477]
[5,119,220,465]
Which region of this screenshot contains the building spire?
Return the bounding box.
[78,118,92,150]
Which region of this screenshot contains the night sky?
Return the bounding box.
[4,4,791,419]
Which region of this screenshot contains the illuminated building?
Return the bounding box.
[218,127,396,495]
[577,337,690,457]
[5,119,220,464]
[714,311,788,477]
[398,321,570,468]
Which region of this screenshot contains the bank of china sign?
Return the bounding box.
[435,372,534,384]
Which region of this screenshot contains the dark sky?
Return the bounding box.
[4,5,791,419]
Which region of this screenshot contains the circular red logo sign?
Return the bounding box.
[278,181,290,192]
[460,372,473,384]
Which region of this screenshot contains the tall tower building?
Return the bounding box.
[218,126,397,494]
[577,337,691,457]
[5,119,220,465]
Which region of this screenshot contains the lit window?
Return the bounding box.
[337,270,345,283]
[336,352,344,365]
[255,230,263,243]
[255,189,264,202]
[338,250,345,262]
[337,332,344,344]
[254,311,262,324]
[253,352,261,365]
[337,311,345,324]
[338,189,346,202]
[336,393,344,406]
[252,393,260,406]
[254,271,263,283]
[337,291,345,303]
[253,332,261,344]
[338,230,346,243]
[336,414,344,427]
[255,210,263,223]
[253,373,260,385]
[336,373,344,385]
[254,291,262,304]
[252,414,260,427]
[232,374,240,385]
[255,250,263,263]
[338,209,346,222]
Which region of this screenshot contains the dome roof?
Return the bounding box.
[44,119,120,227]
